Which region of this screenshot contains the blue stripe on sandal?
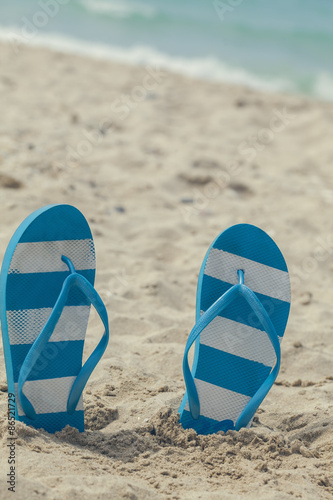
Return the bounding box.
[0,204,109,433]
[11,341,84,383]
[200,275,290,338]
[211,224,288,271]
[179,224,291,435]
[195,345,272,397]
[19,411,85,433]
[6,270,95,310]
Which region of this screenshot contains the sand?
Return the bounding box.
[0,42,332,499]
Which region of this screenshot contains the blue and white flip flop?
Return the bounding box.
[179,224,291,435]
[0,204,109,433]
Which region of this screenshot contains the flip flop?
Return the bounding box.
[179,224,291,435]
[0,204,109,433]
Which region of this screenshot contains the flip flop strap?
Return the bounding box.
[18,256,109,420]
[183,271,281,428]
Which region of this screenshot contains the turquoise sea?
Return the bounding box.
[1,0,333,99]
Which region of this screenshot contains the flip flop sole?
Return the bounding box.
[179,224,291,434]
[0,204,96,432]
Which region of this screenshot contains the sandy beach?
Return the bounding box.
[0,42,332,499]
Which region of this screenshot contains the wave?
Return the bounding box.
[79,0,156,19]
[0,26,332,101]
[312,72,333,101]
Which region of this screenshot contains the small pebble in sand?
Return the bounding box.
[235,98,248,107]
[70,113,79,124]
[228,182,253,195]
[114,206,126,213]
[157,385,169,393]
[299,292,312,305]
[0,173,23,189]
[179,172,213,186]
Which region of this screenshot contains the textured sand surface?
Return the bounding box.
[0,42,332,499]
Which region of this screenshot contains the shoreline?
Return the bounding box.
[0,28,333,102]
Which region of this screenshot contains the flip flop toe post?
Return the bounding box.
[179,224,291,435]
[0,204,109,433]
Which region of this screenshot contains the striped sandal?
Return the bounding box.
[0,204,109,433]
[179,224,291,435]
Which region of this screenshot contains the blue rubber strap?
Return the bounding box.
[183,284,241,420]
[234,285,280,430]
[67,273,109,414]
[183,275,280,428]
[18,257,109,420]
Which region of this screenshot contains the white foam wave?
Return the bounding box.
[80,0,156,19]
[0,26,332,100]
[312,72,333,101]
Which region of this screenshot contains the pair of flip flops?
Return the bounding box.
[0,205,291,435]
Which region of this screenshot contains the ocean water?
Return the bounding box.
[0,0,333,100]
